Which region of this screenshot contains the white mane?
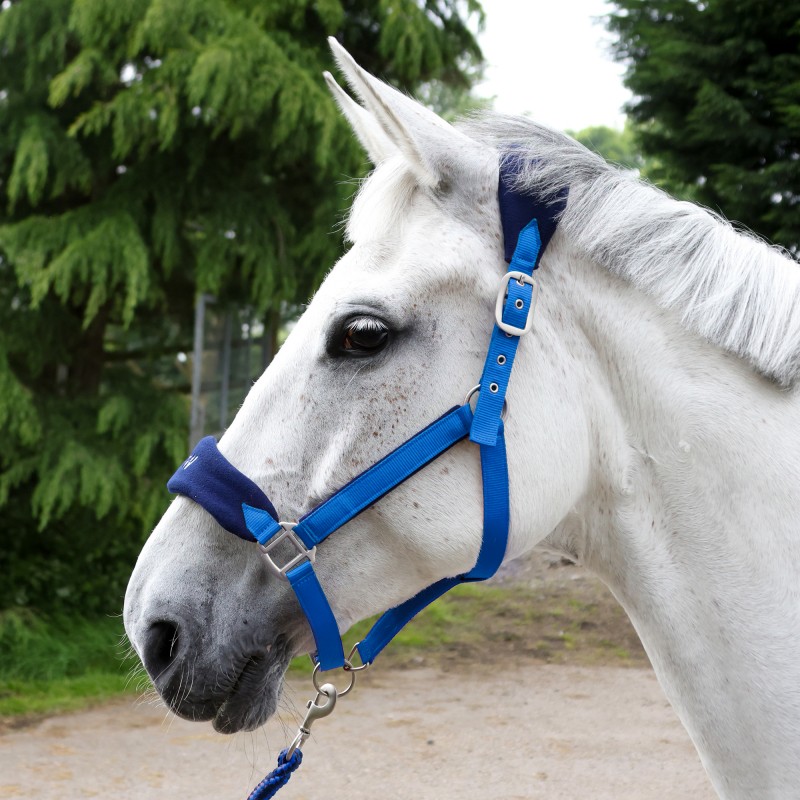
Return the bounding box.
[460,114,800,387]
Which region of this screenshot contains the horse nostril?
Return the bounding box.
[142,619,182,681]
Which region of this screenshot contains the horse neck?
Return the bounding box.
[535,247,800,799]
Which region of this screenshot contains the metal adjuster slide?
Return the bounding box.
[258,522,316,579]
[495,270,537,336]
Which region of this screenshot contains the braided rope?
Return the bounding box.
[246,748,303,800]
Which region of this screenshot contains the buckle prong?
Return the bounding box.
[495,270,537,336]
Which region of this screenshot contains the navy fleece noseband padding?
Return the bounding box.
[498,154,568,265]
[167,436,278,541]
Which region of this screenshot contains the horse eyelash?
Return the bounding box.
[347,316,387,332]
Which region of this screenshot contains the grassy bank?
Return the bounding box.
[0,610,138,717]
[0,581,643,719]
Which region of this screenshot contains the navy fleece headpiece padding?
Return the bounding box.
[167,436,278,541]
[498,154,568,265]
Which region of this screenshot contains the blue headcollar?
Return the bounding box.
[167,154,568,671]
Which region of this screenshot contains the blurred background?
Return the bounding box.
[1,0,798,724]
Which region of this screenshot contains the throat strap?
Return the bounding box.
[356,423,509,664]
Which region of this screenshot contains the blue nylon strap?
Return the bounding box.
[238,504,344,669]
[356,422,509,665]
[470,221,542,446]
[466,424,510,580]
[356,577,460,665]
[504,218,542,271]
[358,422,509,664]
[498,152,568,265]
[286,561,345,670]
[241,404,472,671]
[293,404,473,549]
[167,436,279,541]
[280,404,472,669]
[241,503,282,545]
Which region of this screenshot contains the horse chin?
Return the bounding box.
[156,635,293,734]
[210,641,293,734]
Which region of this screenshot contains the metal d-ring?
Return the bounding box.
[464,384,481,406]
[464,384,509,420]
[312,660,357,697]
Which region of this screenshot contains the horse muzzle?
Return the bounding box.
[123,507,305,733]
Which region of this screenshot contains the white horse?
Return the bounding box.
[124,40,800,799]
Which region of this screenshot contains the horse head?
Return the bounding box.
[123,41,595,734]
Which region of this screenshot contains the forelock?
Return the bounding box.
[346,157,419,245]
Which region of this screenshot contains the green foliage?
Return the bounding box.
[0,0,483,614]
[416,73,492,122]
[0,609,139,716]
[568,123,647,172]
[0,609,129,681]
[607,0,800,251]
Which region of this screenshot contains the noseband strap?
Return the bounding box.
[168,158,566,670]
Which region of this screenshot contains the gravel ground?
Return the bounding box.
[0,667,716,799]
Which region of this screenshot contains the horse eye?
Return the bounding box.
[340,318,390,355]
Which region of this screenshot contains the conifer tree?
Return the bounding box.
[567,124,646,172]
[607,0,800,253]
[0,0,483,612]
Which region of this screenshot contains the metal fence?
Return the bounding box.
[188,294,276,448]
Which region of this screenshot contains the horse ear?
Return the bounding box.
[324,71,398,165]
[327,37,488,190]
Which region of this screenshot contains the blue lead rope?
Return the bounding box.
[246,749,302,800]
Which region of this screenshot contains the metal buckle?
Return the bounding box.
[494,270,537,336]
[258,522,316,580]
